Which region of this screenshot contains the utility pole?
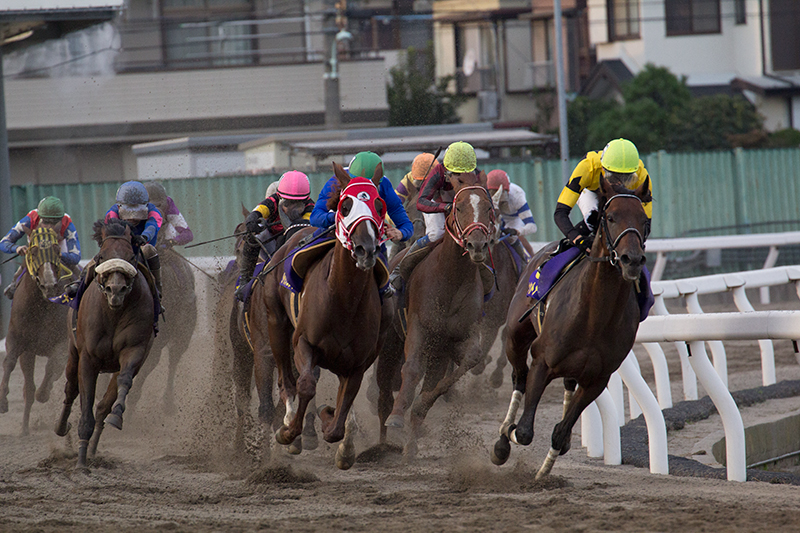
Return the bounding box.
[0,48,12,337]
[553,0,570,184]
[324,0,350,130]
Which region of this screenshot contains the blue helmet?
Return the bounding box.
[116,181,149,220]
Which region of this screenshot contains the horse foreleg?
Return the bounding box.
[19,351,35,436]
[386,329,425,429]
[335,410,359,470]
[89,374,118,458]
[512,357,552,447]
[55,342,80,437]
[276,337,314,446]
[376,337,403,444]
[35,348,64,404]
[320,371,364,444]
[231,343,254,456]
[0,346,20,414]
[164,335,190,415]
[536,380,607,480]
[105,346,149,431]
[76,354,99,471]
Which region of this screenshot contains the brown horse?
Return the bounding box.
[379,174,496,456]
[228,207,318,459]
[0,227,74,435]
[251,162,392,469]
[491,177,651,478]
[127,246,197,415]
[55,219,156,471]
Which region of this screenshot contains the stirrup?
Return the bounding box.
[3,283,14,300]
[64,281,80,299]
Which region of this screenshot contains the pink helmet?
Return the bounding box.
[487,169,510,191]
[277,170,310,200]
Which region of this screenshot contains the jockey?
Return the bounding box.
[486,169,537,260]
[65,181,163,300]
[388,141,484,290]
[144,181,194,248]
[0,196,81,299]
[394,152,436,205]
[235,170,315,300]
[556,138,653,252]
[311,151,413,242]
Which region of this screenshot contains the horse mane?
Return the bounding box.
[326,181,342,212]
[92,218,129,246]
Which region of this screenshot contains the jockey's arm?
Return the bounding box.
[60,221,81,266]
[416,163,449,214]
[394,172,415,204]
[0,216,30,255]
[164,198,194,245]
[141,204,163,246]
[310,177,338,228]
[380,179,413,241]
[506,184,537,236]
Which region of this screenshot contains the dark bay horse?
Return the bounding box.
[127,246,197,414]
[491,177,651,478]
[0,227,74,435]
[379,174,496,456]
[227,205,317,459]
[55,219,155,471]
[251,162,392,469]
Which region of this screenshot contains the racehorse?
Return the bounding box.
[127,245,197,415]
[253,162,392,469]
[490,176,651,479]
[55,219,156,471]
[379,172,496,456]
[0,227,73,435]
[228,203,317,459]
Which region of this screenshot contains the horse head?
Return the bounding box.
[330,161,387,271]
[446,176,496,263]
[92,218,138,310]
[596,176,652,282]
[25,226,71,299]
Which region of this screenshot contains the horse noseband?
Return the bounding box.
[447,186,496,249]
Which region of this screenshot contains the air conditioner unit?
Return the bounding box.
[478,90,498,121]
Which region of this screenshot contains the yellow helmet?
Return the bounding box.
[600,139,639,173]
[443,141,477,173]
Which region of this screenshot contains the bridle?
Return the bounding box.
[590,193,645,267]
[445,186,496,249]
[335,179,388,254]
[25,227,73,284]
[96,233,139,294]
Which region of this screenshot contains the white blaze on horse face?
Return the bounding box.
[365,220,376,241]
[470,193,481,225]
[341,197,374,230]
[40,265,57,288]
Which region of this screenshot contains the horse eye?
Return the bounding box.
[607,214,615,224]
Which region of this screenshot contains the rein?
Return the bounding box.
[588,193,645,267]
[445,186,496,249]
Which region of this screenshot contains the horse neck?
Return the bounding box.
[328,241,375,298]
[438,230,480,279]
[583,236,633,309]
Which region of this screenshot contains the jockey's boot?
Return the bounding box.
[234,241,260,302]
[388,235,434,293]
[509,237,527,262]
[147,254,163,301]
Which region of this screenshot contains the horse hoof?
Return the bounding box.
[385,414,404,428]
[287,437,303,455]
[274,427,293,446]
[402,440,418,461]
[335,449,355,470]
[491,435,511,466]
[105,413,123,430]
[302,433,319,451]
[55,421,71,437]
[35,388,50,404]
[75,465,90,475]
[0,397,8,414]
[488,369,504,389]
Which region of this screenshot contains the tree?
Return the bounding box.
[568,63,766,154]
[387,43,466,126]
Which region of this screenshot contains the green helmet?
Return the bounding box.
[443,141,477,173]
[348,151,383,179]
[600,139,639,173]
[37,196,65,219]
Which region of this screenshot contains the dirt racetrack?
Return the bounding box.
[2,297,800,532]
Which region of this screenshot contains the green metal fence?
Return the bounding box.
[7,147,800,260]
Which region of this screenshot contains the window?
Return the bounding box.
[608,0,640,41]
[665,0,721,36]
[734,0,746,25]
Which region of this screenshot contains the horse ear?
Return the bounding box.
[372,163,383,188]
[241,202,249,218]
[598,175,613,199]
[635,176,652,203]
[333,161,350,188]
[478,170,488,189]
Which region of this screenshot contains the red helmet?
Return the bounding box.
[487,169,510,191]
[277,170,310,200]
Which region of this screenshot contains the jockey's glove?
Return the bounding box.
[246,218,261,234]
[502,227,519,236]
[572,234,593,253]
[132,234,148,247]
[444,203,453,216]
